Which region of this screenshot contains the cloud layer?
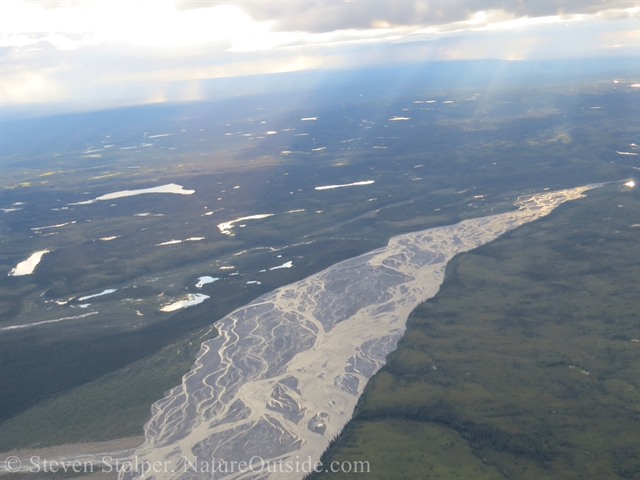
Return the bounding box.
[176,0,639,32]
[1,0,637,111]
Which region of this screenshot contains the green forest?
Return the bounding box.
[309,184,639,480]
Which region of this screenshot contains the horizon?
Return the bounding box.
[2,55,638,121]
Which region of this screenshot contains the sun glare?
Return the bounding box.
[1,0,272,49]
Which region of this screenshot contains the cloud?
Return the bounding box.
[1,0,638,112]
[3,1,637,52]
[176,0,639,33]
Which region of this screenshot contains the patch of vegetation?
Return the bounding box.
[307,185,640,479]
[0,324,217,451]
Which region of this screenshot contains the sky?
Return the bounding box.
[1,0,638,112]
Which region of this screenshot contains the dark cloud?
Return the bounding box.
[176,0,637,32]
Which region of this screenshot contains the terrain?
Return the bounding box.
[308,184,639,480]
[0,59,637,479]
